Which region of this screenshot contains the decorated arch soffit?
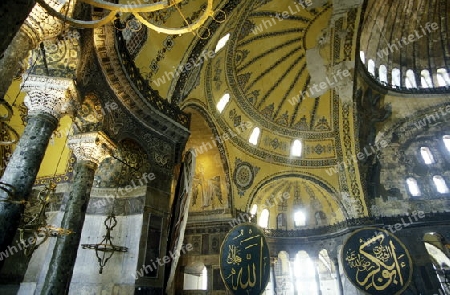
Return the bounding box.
[181,102,232,213]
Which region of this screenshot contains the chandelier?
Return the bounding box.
[18,182,73,256]
[35,0,225,37]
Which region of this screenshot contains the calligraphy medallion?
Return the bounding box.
[220,223,271,295]
[342,227,413,295]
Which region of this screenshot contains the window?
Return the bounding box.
[437,68,450,87]
[214,33,230,53]
[420,147,435,164]
[184,266,208,290]
[368,59,375,76]
[433,176,449,194]
[421,69,433,88]
[250,204,258,216]
[277,213,286,229]
[294,251,318,294]
[249,127,261,145]
[291,139,302,157]
[360,51,365,64]
[318,249,339,295]
[201,266,208,290]
[392,68,401,87]
[443,135,450,152]
[406,178,421,197]
[405,69,417,89]
[294,210,306,227]
[258,209,269,228]
[216,93,230,113]
[379,65,388,84]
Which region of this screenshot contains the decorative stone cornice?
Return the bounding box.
[68,131,117,166]
[21,74,77,118]
[21,0,75,47]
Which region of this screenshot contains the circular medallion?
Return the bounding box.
[233,162,255,191]
[342,227,413,295]
[220,223,271,295]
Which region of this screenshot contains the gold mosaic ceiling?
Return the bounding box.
[130,0,365,222]
[134,0,351,165]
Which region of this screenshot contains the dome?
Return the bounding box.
[359,0,450,92]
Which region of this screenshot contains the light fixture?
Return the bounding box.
[13,127,75,256]
[18,182,73,256]
[35,0,226,38]
[81,199,128,274]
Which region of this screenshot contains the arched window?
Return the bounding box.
[294,251,318,294]
[294,210,306,227]
[437,68,450,87]
[421,69,433,88]
[368,59,375,76]
[420,147,435,164]
[443,135,450,152]
[392,68,401,87]
[216,93,230,113]
[360,51,365,64]
[184,265,208,290]
[249,127,261,145]
[423,233,450,292]
[433,176,449,194]
[277,213,286,229]
[250,204,258,216]
[379,65,388,84]
[406,177,421,197]
[259,209,269,228]
[318,249,339,295]
[215,33,230,53]
[405,69,417,89]
[291,139,302,157]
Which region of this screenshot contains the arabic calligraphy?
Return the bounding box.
[220,223,270,295]
[343,228,412,295]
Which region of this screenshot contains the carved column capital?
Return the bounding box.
[21,74,77,119]
[68,131,116,166]
[21,0,75,47]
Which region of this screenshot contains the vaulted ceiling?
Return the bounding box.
[124,0,366,227]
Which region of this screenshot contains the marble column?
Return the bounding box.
[0,75,75,251]
[333,257,344,295]
[40,131,116,295]
[313,258,322,295]
[0,0,74,99]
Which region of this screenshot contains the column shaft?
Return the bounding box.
[40,160,97,295]
[0,112,58,250]
[314,259,322,295]
[334,260,344,295]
